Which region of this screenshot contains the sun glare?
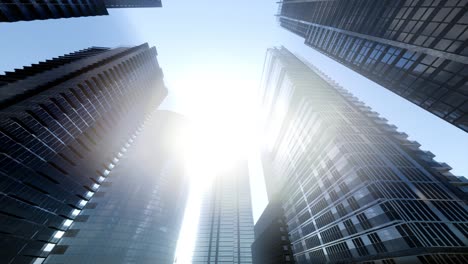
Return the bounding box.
[171,69,261,263]
[172,70,260,186]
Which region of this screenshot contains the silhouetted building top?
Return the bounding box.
[44,110,189,264]
[104,0,162,8]
[0,0,162,22]
[260,47,467,263]
[0,43,167,264]
[252,200,295,264]
[278,0,468,132]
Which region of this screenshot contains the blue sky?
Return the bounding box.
[1,1,467,262]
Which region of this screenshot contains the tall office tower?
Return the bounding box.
[277,0,468,132]
[251,200,295,264]
[103,0,162,8]
[260,47,468,264]
[0,43,167,264]
[0,0,162,22]
[192,162,255,264]
[45,110,189,264]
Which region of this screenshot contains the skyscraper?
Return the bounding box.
[0,43,167,264]
[103,0,162,8]
[192,162,255,264]
[44,110,189,264]
[260,47,468,263]
[277,0,468,132]
[251,200,295,264]
[0,0,162,22]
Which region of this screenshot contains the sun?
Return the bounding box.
[170,69,260,187]
[169,67,261,263]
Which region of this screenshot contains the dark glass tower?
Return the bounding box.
[104,0,162,8]
[277,0,468,132]
[251,200,295,264]
[0,0,162,22]
[192,162,255,264]
[44,110,189,264]
[260,47,467,263]
[0,43,167,264]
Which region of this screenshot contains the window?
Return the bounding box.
[356,213,372,230]
[321,225,343,243]
[298,211,311,224]
[301,221,316,235]
[326,242,352,261]
[316,211,335,228]
[368,233,387,253]
[305,235,321,249]
[308,249,327,263]
[347,196,359,211]
[336,203,347,217]
[352,237,369,256]
[344,219,357,235]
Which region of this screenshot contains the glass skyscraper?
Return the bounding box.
[0,43,167,263]
[260,47,467,263]
[103,0,162,8]
[193,162,255,264]
[277,0,468,132]
[0,0,162,22]
[44,110,189,264]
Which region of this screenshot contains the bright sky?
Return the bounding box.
[1,1,467,263]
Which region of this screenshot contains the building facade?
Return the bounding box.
[260,47,468,264]
[277,0,468,132]
[44,111,189,264]
[0,43,167,264]
[103,0,162,8]
[251,200,295,264]
[0,0,162,22]
[193,162,255,264]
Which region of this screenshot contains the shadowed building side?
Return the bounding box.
[0,0,108,22]
[251,200,295,264]
[0,0,162,22]
[104,0,162,8]
[0,43,167,264]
